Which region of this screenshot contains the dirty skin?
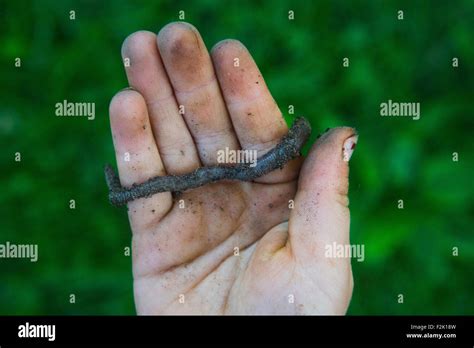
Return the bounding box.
[105,117,312,207]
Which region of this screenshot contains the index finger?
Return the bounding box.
[211,40,301,183]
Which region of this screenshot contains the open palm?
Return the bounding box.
[109,22,357,314]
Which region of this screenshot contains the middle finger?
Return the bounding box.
[157,22,240,165]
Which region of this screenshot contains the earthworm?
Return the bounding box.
[105,117,312,207]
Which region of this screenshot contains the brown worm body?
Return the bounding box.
[105,117,312,207]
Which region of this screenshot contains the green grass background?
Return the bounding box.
[0,0,473,314]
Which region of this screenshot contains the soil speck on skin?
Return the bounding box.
[151,209,155,213]
[180,150,185,156]
[143,125,147,130]
[255,81,259,84]
[219,206,224,212]
[268,203,274,209]
[247,112,252,116]
[192,210,197,214]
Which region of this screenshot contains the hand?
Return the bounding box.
[109,22,357,314]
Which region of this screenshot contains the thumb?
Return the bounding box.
[288,127,358,260]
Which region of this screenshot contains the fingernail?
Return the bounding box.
[343,135,358,162]
[120,86,135,92]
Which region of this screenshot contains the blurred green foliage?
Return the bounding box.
[0,0,473,314]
